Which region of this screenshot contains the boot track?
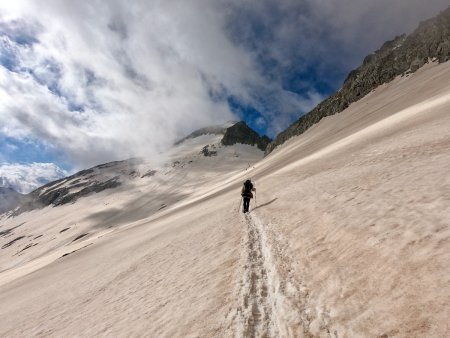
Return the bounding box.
[229,211,313,337]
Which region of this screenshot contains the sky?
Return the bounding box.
[0,0,449,193]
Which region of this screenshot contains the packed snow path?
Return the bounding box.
[239,213,274,337]
[230,211,322,337]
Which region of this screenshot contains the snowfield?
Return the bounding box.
[1,62,450,337]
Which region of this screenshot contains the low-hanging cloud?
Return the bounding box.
[0,162,68,193]
[0,1,253,169]
[0,0,448,170]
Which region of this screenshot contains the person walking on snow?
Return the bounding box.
[241,179,255,213]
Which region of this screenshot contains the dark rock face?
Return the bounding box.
[200,145,218,157]
[0,222,25,238]
[266,6,450,154]
[141,170,157,178]
[1,236,24,249]
[17,177,121,214]
[221,121,271,151]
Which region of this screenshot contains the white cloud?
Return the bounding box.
[0,1,248,168]
[0,0,448,169]
[0,162,68,193]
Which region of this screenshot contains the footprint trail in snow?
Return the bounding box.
[230,211,313,337]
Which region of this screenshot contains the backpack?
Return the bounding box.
[242,180,253,197]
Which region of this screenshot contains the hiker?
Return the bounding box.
[241,179,255,213]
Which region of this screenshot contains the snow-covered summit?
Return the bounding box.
[174,121,239,145]
[175,120,270,151]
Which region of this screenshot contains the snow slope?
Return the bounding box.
[0,62,450,337]
[0,131,263,276]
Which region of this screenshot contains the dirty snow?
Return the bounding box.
[0,62,449,337]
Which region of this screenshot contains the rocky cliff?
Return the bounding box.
[221,121,271,151]
[266,6,450,154]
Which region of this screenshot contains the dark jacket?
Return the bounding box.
[241,181,254,198]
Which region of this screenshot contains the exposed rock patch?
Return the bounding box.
[72,233,89,243]
[201,145,218,157]
[2,236,25,249]
[12,160,137,214]
[16,243,38,254]
[60,244,93,258]
[141,170,157,178]
[0,223,25,238]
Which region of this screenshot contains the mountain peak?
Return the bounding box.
[221,121,271,151]
[174,122,236,145]
[176,121,271,151]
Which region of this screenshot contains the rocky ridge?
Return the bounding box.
[14,160,139,215]
[266,5,450,154]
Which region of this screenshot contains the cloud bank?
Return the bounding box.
[0,0,448,171]
[0,162,67,193]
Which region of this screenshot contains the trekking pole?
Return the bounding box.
[253,181,257,208]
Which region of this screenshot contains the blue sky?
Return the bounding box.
[0,136,61,165]
[0,0,449,193]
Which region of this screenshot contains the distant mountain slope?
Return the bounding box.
[0,123,265,282]
[16,160,135,214]
[266,5,450,154]
[13,121,266,215]
[0,188,23,214]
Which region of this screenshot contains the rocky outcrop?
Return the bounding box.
[200,145,218,157]
[221,121,271,151]
[45,177,120,206]
[266,6,450,154]
[141,170,157,178]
